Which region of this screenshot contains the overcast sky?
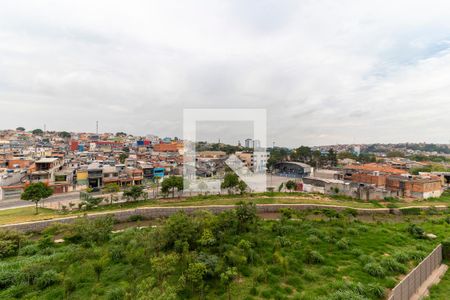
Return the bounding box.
[1,1,450,147]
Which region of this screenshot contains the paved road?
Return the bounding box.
[0,199,32,210]
[0,191,82,210]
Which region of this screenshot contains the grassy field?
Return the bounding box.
[0,191,449,226]
[0,207,58,225]
[427,261,450,300]
[0,205,449,299]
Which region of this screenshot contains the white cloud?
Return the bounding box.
[1,0,450,146]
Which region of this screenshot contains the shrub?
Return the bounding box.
[380,257,408,274]
[366,283,386,298]
[363,263,386,278]
[336,238,350,250]
[445,216,450,224]
[426,206,440,215]
[64,216,114,244]
[304,250,324,264]
[408,250,426,262]
[36,270,61,289]
[0,269,20,289]
[324,290,367,300]
[306,235,321,245]
[358,255,375,265]
[279,208,295,220]
[401,208,422,215]
[347,228,359,236]
[350,248,363,257]
[106,287,126,300]
[442,239,450,260]
[0,230,25,258]
[64,277,76,296]
[275,236,291,248]
[343,208,358,218]
[392,251,410,264]
[128,215,145,222]
[249,286,258,296]
[407,224,424,239]
[18,244,39,256]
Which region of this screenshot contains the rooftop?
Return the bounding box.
[36,157,59,163]
[345,163,407,175]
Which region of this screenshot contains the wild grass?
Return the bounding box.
[0,206,448,299]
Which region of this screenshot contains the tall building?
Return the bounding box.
[244,138,252,148]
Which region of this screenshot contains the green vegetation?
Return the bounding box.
[221,173,248,195]
[290,146,338,167]
[427,262,450,299]
[1,204,449,299]
[103,183,121,204]
[31,129,43,135]
[161,176,184,197]
[118,153,128,164]
[337,151,377,163]
[410,164,450,175]
[58,131,71,139]
[123,186,145,202]
[20,182,54,214]
[3,190,450,225]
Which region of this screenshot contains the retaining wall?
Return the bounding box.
[0,203,446,233]
[388,244,443,300]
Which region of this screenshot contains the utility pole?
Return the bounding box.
[96,121,99,135]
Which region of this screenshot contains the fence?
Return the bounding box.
[388,244,443,300]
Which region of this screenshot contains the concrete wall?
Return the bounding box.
[1,204,446,233]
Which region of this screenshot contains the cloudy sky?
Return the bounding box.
[1,0,450,147]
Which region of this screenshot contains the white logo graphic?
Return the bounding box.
[183,109,267,193]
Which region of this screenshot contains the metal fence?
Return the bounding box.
[388,244,443,300]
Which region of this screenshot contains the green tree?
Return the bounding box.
[118,153,128,164]
[150,253,179,283]
[115,132,127,137]
[58,131,71,139]
[92,256,108,281]
[161,176,184,198]
[220,267,238,300]
[184,262,207,296]
[103,183,121,204]
[136,277,178,300]
[21,182,53,214]
[235,202,257,233]
[16,127,25,131]
[123,185,144,202]
[327,148,338,167]
[63,216,114,244]
[267,147,290,170]
[278,182,284,192]
[387,150,405,158]
[358,153,377,163]
[32,128,44,135]
[237,180,247,194]
[285,180,296,192]
[0,230,26,258]
[337,151,358,160]
[221,172,240,194]
[292,146,312,162]
[311,150,323,168]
